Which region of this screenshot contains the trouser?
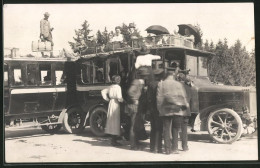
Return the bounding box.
[180,116,189,150]
[171,116,183,151]
[130,112,139,148]
[41,35,54,57]
[150,113,163,152]
[162,116,182,153]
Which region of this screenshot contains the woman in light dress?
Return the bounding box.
[101,75,124,146]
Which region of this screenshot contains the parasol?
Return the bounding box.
[145,25,170,35]
[178,24,201,45]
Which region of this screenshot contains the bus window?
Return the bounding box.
[186,55,197,76]
[4,65,8,87]
[55,64,65,86]
[198,56,208,76]
[93,60,104,83]
[39,64,52,86]
[106,58,119,83]
[27,64,38,86]
[11,64,24,86]
[81,61,93,84]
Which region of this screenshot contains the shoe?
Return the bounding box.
[157,150,163,154]
[111,141,122,146]
[182,147,189,151]
[130,146,140,151]
[172,150,179,154]
[165,149,171,155]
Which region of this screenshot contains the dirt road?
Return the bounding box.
[5,126,258,163]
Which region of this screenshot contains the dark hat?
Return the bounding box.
[115,26,121,30]
[139,45,150,55]
[129,23,136,28]
[44,12,50,16]
[137,66,150,76]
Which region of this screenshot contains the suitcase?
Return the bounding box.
[32,41,52,52]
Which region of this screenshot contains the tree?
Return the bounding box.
[207,39,256,86]
[68,20,94,55]
[193,23,203,50]
[96,27,111,46]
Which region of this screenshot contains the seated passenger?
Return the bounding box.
[128,23,138,40]
[111,26,124,42]
[95,70,104,83]
[183,28,195,44]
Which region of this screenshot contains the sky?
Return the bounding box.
[3,3,255,56]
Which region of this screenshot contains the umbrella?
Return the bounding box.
[145,25,170,35]
[178,24,201,45]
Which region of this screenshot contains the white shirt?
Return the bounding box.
[135,54,161,69]
[111,34,124,42]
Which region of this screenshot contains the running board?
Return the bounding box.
[5,122,63,129]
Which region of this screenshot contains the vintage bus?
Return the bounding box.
[61,35,257,143]
[4,57,69,133]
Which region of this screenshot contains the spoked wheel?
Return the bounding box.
[207,108,243,144]
[63,108,85,134]
[90,107,107,137]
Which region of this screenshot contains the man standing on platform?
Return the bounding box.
[40,12,54,57]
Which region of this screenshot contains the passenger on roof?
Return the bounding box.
[111,26,124,42]
[183,28,195,44]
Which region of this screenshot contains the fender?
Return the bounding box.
[57,104,83,123]
[83,101,108,127]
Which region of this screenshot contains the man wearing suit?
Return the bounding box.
[40,12,54,57]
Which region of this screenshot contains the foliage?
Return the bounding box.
[68,20,95,55]
[206,39,256,86]
[96,27,111,45]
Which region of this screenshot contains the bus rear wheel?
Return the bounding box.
[90,107,107,137]
[207,108,243,144]
[62,107,85,134]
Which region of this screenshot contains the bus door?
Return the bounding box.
[9,62,39,115]
[53,62,66,111]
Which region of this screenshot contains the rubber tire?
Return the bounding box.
[207,108,243,144]
[62,107,85,134]
[89,107,107,137]
[41,124,62,134]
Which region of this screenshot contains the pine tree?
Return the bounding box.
[68,20,94,55]
[207,39,256,86]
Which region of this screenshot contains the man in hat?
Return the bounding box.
[147,67,164,153]
[128,23,138,39]
[157,68,189,154]
[40,12,54,57]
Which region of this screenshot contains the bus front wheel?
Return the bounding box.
[62,107,85,134]
[90,107,107,137]
[207,108,243,144]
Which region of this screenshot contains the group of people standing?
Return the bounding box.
[101,45,191,155]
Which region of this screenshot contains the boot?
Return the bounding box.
[111,136,122,146]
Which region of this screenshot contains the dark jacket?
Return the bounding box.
[157,77,190,117]
[147,81,159,114]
